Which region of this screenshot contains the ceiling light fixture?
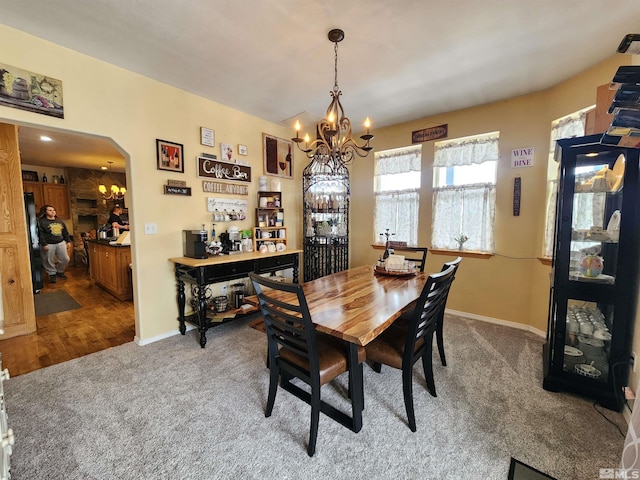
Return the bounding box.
[40,135,52,142]
[98,161,126,201]
[292,28,373,167]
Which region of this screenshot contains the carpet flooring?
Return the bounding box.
[33,290,81,316]
[4,314,627,479]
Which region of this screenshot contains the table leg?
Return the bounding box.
[197,283,208,348]
[293,254,299,283]
[176,275,186,335]
[348,343,363,433]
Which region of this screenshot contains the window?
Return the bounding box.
[373,146,421,245]
[543,107,591,258]
[431,132,498,252]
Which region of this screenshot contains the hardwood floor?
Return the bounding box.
[0,264,135,377]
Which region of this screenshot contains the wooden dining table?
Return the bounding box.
[246,264,430,433]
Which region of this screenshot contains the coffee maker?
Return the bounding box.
[220,229,242,254]
[183,229,208,259]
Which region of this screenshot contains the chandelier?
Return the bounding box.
[98,161,126,201]
[292,28,373,166]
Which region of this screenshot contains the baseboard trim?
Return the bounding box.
[135,311,545,346]
[135,324,196,346]
[446,309,546,338]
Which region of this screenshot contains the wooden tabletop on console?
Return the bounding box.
[169,249,303,267]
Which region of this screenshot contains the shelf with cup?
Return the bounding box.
[253,227,287,253]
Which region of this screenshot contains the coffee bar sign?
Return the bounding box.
[197,156,251,183]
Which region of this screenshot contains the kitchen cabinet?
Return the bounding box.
[22,181,70,219]
[543,134,640,411]
[87,240,132,301]
[302,158,349,281]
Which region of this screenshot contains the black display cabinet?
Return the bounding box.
[543,134,640,411]
[302,157,350,281]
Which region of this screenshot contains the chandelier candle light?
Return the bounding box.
[98,161,126,201]
[292,28,373,165]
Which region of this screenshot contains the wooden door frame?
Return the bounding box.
[0,123,37,338]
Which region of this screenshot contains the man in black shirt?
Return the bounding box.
[37,205,71,284]
[107,205,129,237]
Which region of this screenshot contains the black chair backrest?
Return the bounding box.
[403,264,456,365]
[439,256,461,308]
[391,246,428,272]
[249,273,318,380]
[442,256,462,275]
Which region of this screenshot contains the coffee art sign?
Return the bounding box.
[197,156,251,182]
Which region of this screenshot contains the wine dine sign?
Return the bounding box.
[511,147,534,168]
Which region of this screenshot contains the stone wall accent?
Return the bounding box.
[66,167,126,257]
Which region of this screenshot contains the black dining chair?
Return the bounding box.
[365,264,457,432]
[435,257,462,366]
[249,272,364,457]
[389,246,428,272]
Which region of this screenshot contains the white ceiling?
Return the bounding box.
[2,0,640,172]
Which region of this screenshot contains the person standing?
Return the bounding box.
[107,205,129,237]
[37,205,71,284]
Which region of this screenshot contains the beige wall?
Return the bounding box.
[0,24,300,342]
[2,21,639,394]
[350,55,634,335]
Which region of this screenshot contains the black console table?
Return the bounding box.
[169,250,301,347]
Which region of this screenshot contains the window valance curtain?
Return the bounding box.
[434,134,499,167]
[374,146,421,176]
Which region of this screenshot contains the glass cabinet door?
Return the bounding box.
[568,152,625,285]
[563,299,613,382]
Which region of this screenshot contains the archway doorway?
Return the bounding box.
[0,122,136,376]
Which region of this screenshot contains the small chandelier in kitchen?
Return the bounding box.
[292,28,373,166]
[98,161,126,201]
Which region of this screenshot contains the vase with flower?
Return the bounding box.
[454,233,469,251]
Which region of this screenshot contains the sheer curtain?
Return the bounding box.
[543,109,588,257]
[373,146,421,244]
[431,134,498,252]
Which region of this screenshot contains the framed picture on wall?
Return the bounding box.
[156,139,184,173]
[262,133,293,178]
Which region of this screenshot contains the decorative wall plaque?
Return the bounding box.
[197,156,251,183]
[202,181,249,195]
[411,124,448,143]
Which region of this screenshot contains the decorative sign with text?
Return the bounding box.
[202,181,249,195]
[511,147,534,168]
[197,156,252,183]
[513,177,521,216]
[412,124,448,143]
[207,197,248,213]
[164,185,192,196]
